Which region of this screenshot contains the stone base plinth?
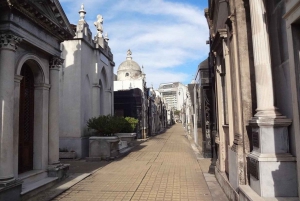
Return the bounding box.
[115,133,136,147]
[48,164,70,180]
[0,180,22,201]
[239,185,298,201]
[89,136,120,160]
[248,153,297,197]
[248,117,296,197]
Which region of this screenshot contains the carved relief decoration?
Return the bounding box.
[0,0,74,41]
[0,33,22,49]
[49,56,64,68]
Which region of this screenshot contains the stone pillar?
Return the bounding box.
[0,33,22,185]
[247,0,297,197]
[48,56,63,165]
[249,0,279,117]
[13,75,23,178]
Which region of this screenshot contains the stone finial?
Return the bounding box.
[79,4,86,21]
[104,33,109,42]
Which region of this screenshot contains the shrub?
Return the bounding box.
[87,115,138,136]
[124,117,139,133]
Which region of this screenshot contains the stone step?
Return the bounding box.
[21,177,58,201]
[18,170,48,185]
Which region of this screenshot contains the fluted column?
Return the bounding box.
[0,33,22,185]
[48,56,63,165]
[247,0,297,197]
[249,0,280,117]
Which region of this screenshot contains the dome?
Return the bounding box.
[117,50,142,81]
[118,60,141,71]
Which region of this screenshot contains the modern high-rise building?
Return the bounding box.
[157,82,187,111]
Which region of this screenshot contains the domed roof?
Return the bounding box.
[118,49,141,72]
[117,50,143,81]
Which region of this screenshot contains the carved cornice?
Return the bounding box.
[1,0,75,41]
[211,29,227,52]
[49,56,64,68]
[0,33,22,50]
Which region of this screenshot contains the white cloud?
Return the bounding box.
[60,0,208,88]
[145,70,190,89]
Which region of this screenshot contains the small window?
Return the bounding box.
[125,73,129,77]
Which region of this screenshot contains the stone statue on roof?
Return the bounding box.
[94,15,103,38]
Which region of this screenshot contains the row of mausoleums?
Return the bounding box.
[0,1,168,200]
[184,0,300,200]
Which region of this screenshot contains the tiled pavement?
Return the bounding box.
[51,124,228,201]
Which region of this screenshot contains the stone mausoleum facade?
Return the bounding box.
[59,5,115,159]
[206,0,300,200]
[114,50,148,138]
[0,0,74,200]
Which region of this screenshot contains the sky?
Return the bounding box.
[60,0,209,89]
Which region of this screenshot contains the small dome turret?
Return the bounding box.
[117,50,142,81]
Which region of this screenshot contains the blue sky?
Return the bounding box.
[60,0,209,89]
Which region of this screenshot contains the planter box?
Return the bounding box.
[115,133,136,147]
[59,152,76,159]
[89,136,120,159]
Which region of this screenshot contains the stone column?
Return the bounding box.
[247,0,297,197]
[13,75,23,178]
[0,33,22,185]
[249,0,280,117]
[48,56,63,165]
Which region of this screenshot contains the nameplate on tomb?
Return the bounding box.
[252,131,259,148]
[249,158,259,180]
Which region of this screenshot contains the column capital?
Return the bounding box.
[0,33,22,51]
[49,56,64,69]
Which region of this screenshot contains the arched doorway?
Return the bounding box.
[18,64,35,174]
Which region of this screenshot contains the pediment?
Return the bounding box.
[1,0,75,41]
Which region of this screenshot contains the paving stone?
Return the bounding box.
[48,124,228,201]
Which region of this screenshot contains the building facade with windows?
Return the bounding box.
[157,82,188,111]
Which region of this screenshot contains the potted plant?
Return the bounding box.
[115,117,139,147]
[59,148,76,159]
[86,115,128,159]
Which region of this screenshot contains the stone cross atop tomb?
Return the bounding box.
[126,49,132,60]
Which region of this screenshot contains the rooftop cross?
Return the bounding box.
[126,49,132,60]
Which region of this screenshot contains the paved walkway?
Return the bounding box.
[50,124,227,201]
